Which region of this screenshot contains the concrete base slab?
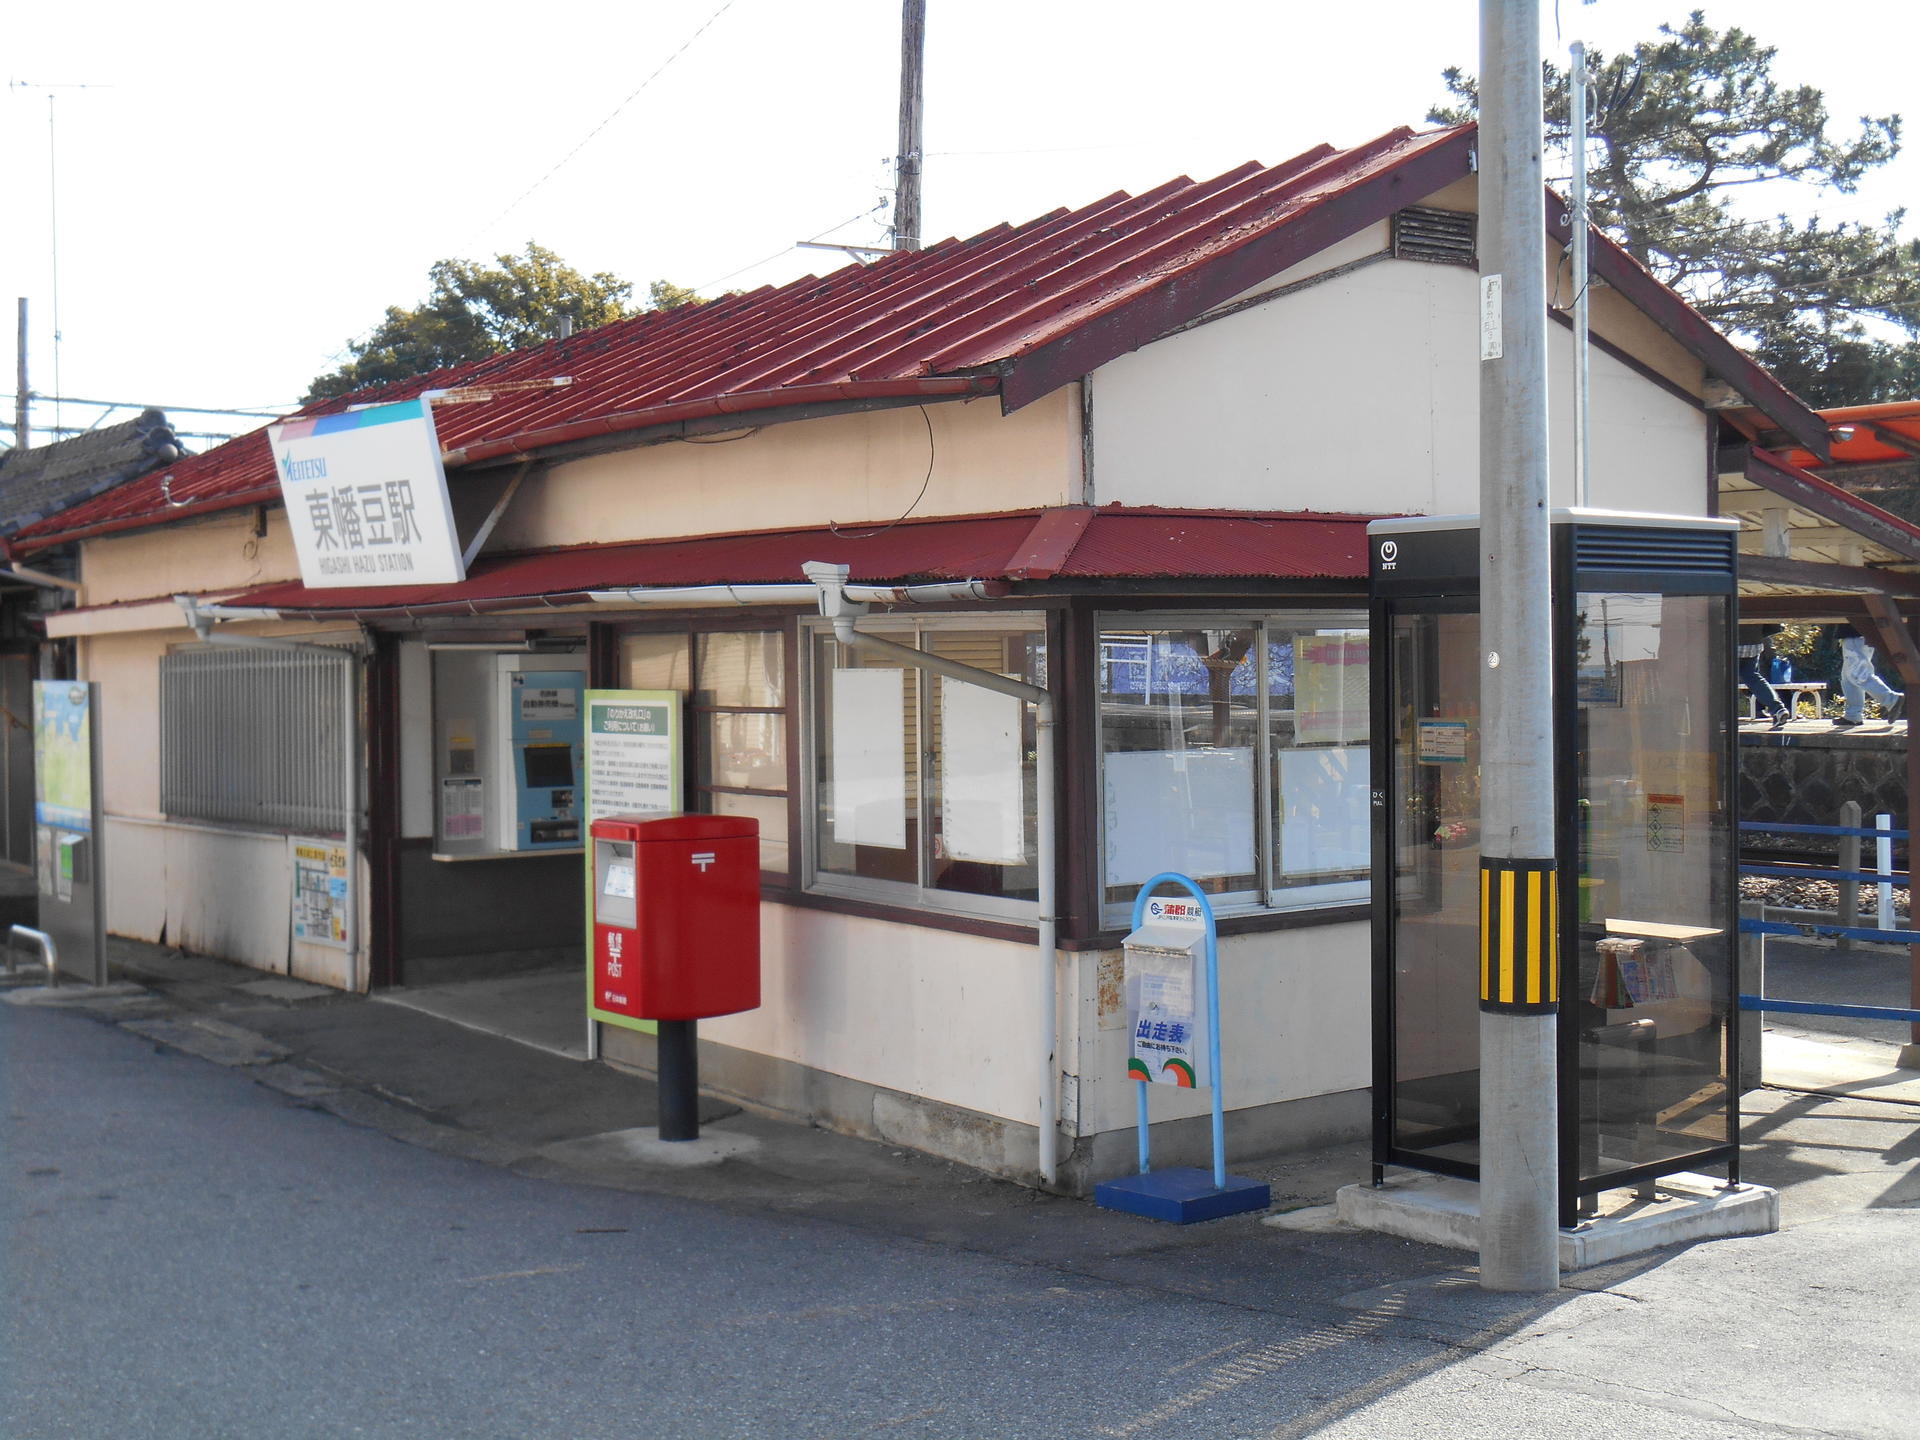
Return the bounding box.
[4,982,147,1008]
[1768,1029,1920,1104]
[1337,1170,1779,1270]
[377,968,587,1061]
[1260,1202,1350,1234]
[121,1016,292,1068]
[537,1124,760,1171]
[253,1062,347,1098]
[236,977,335,1003]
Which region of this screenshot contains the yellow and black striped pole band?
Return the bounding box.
[1480,857,1559,1014]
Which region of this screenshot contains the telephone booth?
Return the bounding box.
[1369,511,1742,1226]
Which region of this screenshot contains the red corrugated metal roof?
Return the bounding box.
[13,116,1827,552]
[12,126,1471,550]
[219,506,1382,618]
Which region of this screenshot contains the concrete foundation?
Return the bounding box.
[1337,1170,1779,1270]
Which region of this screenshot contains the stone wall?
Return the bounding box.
[1739,729,1908,862]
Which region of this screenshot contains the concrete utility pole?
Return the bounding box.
[14,298,27,450]
[1477,0,1561,1292]
[892,0,925,252]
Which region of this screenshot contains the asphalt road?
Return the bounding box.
[7,997,1920,1439]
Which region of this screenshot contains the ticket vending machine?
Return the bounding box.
[495,656,585,851]
[1369,511,1742,1225]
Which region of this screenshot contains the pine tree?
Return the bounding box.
[1432,12,1920,405]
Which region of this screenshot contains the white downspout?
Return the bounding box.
[803,562,1061,1188]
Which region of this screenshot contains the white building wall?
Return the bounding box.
[1089,253,1710,519]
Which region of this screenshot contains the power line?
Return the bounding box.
[0,393,295,419]
[468,0,740,245]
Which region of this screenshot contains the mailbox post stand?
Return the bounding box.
[1095,872,1271,1224]
[657,1020,700,1142]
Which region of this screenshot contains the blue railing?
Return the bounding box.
[1737,818,1916,1019]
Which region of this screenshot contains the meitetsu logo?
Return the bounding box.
[278,452,328,483]
[1377,539,1399,570]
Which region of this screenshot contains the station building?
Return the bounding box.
[11,122,1841,1189]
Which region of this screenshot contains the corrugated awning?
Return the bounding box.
[220,505,1383,619]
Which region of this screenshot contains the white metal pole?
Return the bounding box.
[1478,0,1561,1293]
[1878,814,1895,932]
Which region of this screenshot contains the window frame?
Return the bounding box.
[612,617,795,882]
[1093,607,1371,927]
[799,611,1048,924]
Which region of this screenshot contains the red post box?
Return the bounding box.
[591,814,761,1022]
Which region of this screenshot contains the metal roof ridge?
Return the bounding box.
[936,130,1447,370]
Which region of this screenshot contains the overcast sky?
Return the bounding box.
[5,0,1914,444]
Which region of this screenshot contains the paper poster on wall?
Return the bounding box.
[1103,747,1255,887]
[34,681,93,832]
[831,668,907,850]
[584,692,680,823]
[1292,634,1369,745]
[1277,746,1369,877]
[289,838,350,948]
[939,677,1024,864]
[1416,718,1470,764]
[440,777,486,838]
[1646,792,1685,853]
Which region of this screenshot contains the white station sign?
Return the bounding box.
[269,398,466,587]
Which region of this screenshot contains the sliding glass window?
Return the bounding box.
[805,615,1045,921]
[1098,612,1369,924]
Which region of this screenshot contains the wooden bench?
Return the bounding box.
[1739,680,1827,720]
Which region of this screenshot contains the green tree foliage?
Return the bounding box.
[305,244,700,403]
[1431,12,1920,405]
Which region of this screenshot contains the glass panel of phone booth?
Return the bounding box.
[1387,608,1484,1169]
[1569,592,1734,1186]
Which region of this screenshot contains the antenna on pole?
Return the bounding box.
[14,298,28,451]
[891,0,925,252]
[11,81,111,442]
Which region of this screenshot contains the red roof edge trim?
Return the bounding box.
[440,375,1000,468]
[1747,447,1920,562]
[997,127,1475,413]
[1548,203,1829,463]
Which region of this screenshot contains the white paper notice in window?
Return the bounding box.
[940,677,1025,864]
[830,668,907,849]
[1103,747,1256,886]
[1277,745,1369,876]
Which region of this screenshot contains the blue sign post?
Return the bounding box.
[1094,872,1271,1223]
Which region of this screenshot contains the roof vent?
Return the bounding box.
[1392,207,1477,266]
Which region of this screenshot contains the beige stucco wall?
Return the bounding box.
[1090,250,1709,518]
[78,508,302,609]
[69,391,1080,614]
[490,388,1081,552]
[1090,173,1711,521]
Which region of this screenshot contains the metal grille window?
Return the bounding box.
[160,644,356,833]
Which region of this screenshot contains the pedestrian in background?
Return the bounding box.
[1738,623,1790,729]
[1835,623,1902,726]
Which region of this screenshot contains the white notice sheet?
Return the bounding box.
[940,678,1025,864]
[831,668,907,849]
